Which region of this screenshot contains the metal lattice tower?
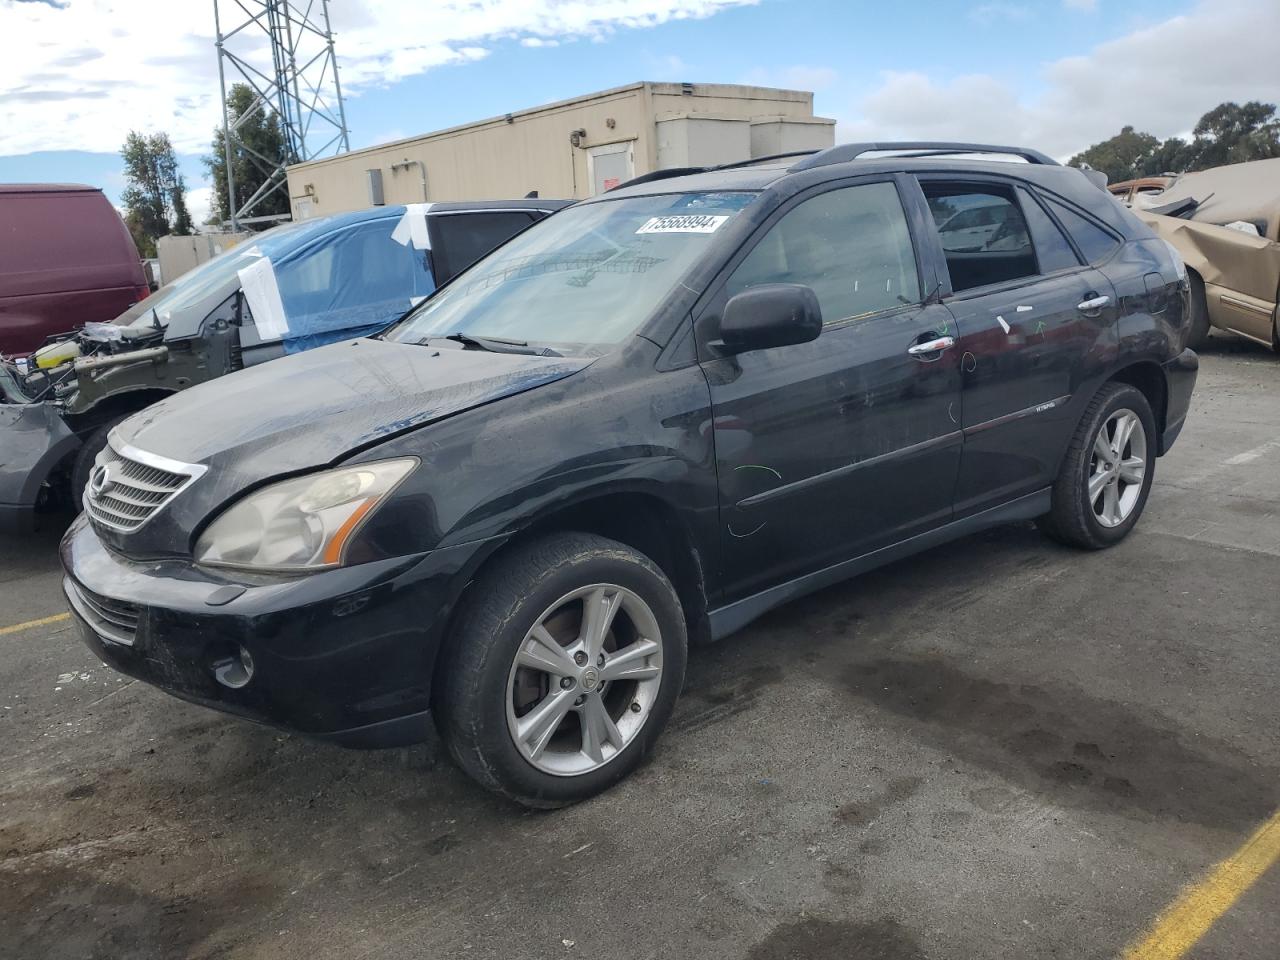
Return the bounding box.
[213,0,350,229]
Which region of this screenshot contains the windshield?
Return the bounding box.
[117,222,308,328]
[384,192,756,355]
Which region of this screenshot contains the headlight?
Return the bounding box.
[194,458,417,572]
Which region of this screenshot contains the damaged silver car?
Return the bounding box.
[0,199,567,530]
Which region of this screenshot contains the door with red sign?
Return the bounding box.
[588,142,635,196]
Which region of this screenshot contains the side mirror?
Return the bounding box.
[719,283,822,354]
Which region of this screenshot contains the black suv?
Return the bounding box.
[62,143,1198,807]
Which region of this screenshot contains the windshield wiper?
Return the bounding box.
[440,332,562,357]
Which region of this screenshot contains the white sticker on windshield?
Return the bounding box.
[636,214,730,235]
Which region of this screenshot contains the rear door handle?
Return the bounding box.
[1077,295,1111,312]
[907,336,956,356]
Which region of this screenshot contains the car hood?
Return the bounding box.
[116,336,590,486]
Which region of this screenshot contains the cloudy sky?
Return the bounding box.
[2,0,1277,223]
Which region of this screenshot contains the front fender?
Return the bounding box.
[0,401,80,516]
[348,348,719,572]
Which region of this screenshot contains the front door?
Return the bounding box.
[699,179,963,603]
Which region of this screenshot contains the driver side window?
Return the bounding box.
[725,181,921,325]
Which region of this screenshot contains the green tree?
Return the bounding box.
[204,83,291,227]
[1068,125,1161,183]
[1070,102,1280,183]
[119,131,193,257]
[1183,101,1280,170]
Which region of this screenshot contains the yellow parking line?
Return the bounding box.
[0,612,70,637]
[1122,808,1280,960]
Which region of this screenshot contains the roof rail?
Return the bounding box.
[715,150,820,171]
[606,166,707,191]
[790,142,1059,172]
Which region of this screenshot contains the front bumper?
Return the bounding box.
[0,400,80,532]
[1159,347,1199,455]
[60,514,496,747]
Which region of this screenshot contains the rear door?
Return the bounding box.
[915,176,1120,516]
[699,177,962,603]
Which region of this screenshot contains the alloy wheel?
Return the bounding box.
[505,584,664,776]
[1089,408,1147,527]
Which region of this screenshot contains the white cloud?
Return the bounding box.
[0,0,757,156]
[185,184,213,227]
[839,0,1280,160]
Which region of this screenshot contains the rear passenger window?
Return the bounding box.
[1044,199,1121,264]
[1018,188,1080,273]
[923,183,1036,292]
[431,212,537,282]
[725,182,920,324]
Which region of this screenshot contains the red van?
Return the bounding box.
[0,184,149,356]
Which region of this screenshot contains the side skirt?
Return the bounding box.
[706,487,1052,640]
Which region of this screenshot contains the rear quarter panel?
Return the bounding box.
[1108,236,1189,363]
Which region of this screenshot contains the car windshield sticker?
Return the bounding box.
[636,214,731,235]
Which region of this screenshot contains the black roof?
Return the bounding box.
[426,198,574,213]
[598,142,1094,202]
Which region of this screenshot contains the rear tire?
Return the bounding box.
[435,532,687,808]
[1185,270,1211,349]
[1038,383,1156,550]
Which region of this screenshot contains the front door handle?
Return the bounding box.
[1077,294,1111,312]
[907,335,956,356]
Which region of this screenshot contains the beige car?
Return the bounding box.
[1132,158,1280,350]
[1109,176,1173,209]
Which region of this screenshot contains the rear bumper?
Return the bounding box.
[60,514,498,747]
[1159,348,1199,455]
[0,401,80,529]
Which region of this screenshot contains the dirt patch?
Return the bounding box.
[0,862,283,960]
[834,777,923,827]
[748,916,926,960]
[841,656,1276,830]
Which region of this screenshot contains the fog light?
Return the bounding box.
[213,645,255,689]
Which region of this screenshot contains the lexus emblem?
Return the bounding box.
[89,463,114,498]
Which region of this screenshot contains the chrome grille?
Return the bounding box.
[66,579,140,646]
[83,437,205,533]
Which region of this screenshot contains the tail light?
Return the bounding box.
[133,284,151,302]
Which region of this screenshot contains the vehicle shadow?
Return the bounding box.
[0,508,73,576]
[1196,330,1278,361]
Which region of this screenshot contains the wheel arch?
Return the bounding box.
[65,387,175,438]
[519,492,709,645]
[431,489,711,689]
[1107,361,1168,450]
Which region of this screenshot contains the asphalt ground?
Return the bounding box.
[2,334,1277,960]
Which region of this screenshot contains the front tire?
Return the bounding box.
[436,532,687,808]
[1038,383,1156,550]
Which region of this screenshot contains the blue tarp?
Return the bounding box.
[269,208,435,353]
